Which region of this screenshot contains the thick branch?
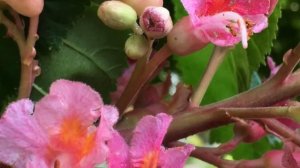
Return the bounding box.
[164,43,300,142]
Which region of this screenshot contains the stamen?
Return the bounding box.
[214,11,249,48]
[237,18,248,48]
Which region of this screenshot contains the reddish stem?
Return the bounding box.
[116,44,172,113]
[18,16,39,99]
[0,11,40,99]
[164,43,300,142]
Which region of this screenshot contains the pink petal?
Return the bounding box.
[98,105,119,139]
[194,12,244,47]
[80,106,120,167]
[0,100,48,166]
[25,155,49,168]
[130,113,172,164]
[108,132,130,168]
[229,0,270,15]
[196,12,248,48]
[244,14,268,33]
[269,0,278,14]
[34,80,103,133]
[159,144,194,168]
[181,0,270,17]
[180,0,205,24]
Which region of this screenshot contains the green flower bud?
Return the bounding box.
[125,34,149,60]
[97,1,137,30]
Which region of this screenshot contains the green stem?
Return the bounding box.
[191,46,229,106]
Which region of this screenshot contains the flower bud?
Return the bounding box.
[125,34,149,60]
[139,6,173,39]
[121,0,163,15]
[2,0,44,17]
[167,16,208,56]
[234,120,266,143]
[97,1,137,30]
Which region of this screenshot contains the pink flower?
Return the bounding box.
[108,113,194,168]
[181,0,278,48]
[0,80,119,168]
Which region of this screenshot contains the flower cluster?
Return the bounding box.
[0,80,193,167]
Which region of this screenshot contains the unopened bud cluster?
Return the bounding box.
[97,0,173,59]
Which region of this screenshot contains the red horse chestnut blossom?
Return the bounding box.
[182,0,278,48]
[168,0,278,55]
[108,113,194,168]
[0,80,118,168]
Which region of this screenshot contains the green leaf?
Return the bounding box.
[0,27,20,111]
[231,136,282,159]
[36,0,90,54]
[32,6,129,102]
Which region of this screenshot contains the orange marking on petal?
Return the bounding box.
[59,117,85,143]
[140,151,159,168]
[54,116,96,160]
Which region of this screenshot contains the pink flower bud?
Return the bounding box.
[121,0,163,16]
[234,120,266,143]
[139,6,173,39]
[3,0,44,17]
[97,1,137,30]
[167,16,208,55]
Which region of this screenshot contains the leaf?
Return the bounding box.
[0,27,20,111]
[231,136,282,159]
[36,0,90,54]
[31,6,129,103]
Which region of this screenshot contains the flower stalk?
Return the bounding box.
[116,44,172,114]
[0,10,40,99]
[191,46,230,106]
